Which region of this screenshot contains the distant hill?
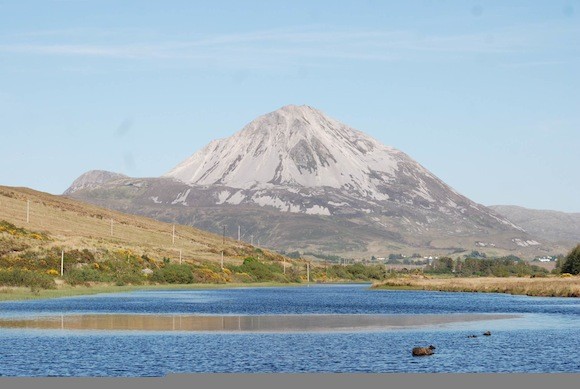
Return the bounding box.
[0,185,284,267]
[490,205,580,247]
[65,105,561,258]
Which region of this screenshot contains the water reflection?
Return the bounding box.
[0,313,517,332]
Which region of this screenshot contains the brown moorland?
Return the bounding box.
[0,185,286,265]
[0,185,301,299]
[372,275,580,297]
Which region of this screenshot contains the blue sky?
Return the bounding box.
[0,0,578,211]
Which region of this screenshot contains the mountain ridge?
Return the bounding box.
[490,205,580,245]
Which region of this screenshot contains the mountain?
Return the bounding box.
[64,170,127,195]
[168,104,421,199]
[65,105,558,258]
[490,205,580,246]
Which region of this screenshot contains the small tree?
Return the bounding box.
[561,245,580,275]
[552,256,565,274]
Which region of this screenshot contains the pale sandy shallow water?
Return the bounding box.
[0,313,519,332]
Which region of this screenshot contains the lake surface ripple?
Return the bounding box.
[0,284,578,375]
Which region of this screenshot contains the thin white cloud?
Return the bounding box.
[500,60,574,68]
[0,23,577,68]
[10,43,195,59]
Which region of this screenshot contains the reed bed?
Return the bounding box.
[372,276,580,297]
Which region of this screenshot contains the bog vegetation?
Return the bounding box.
[0,219,395,293]
[2,183,579,299]
[372,276,580,297]
[373,246,580,297]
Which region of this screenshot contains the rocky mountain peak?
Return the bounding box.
[164,105,404,195]
[64,170,127,195]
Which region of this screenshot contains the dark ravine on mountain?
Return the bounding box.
[65,105,561,257]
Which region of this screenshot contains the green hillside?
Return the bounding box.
[0,185,299,294]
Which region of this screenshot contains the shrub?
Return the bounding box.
[0,269,56,289]
[428,257,548,277]
[113,272,144,286]
[64,268,110,285]
[233,272,254,283]
[0,237,30,257]
[229,257,282,282]
[151,264,194,284]
[323,263,387,281]
[65,249,96,263]
[326,265,353,280]
[0,220,30,236]
[193,268,225,284]
[0,220,50,240]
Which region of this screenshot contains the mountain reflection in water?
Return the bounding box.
[0,313,517,332]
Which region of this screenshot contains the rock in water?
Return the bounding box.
[412,345,436,356]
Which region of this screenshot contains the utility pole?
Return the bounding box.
[26,200,30,223]
[179,249,182,265]
[222,225,226,271]
[60,250,64,276]
[237,225,241,242]
[283,257,286,274]
[306,262,310,284]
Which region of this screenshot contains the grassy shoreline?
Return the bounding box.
[372,276,580,297]
[0,282,305,302]
[5,276,580,302]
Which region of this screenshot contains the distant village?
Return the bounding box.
[363,253,560,268]
[287,250,561,268]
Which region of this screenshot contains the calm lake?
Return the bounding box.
[0,284,579,376]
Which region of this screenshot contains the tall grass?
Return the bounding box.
[372,276,580,297]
